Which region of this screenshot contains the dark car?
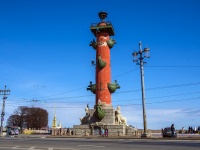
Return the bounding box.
[9,129,19,135]
[162,127,177,137]
[6,126,20,135]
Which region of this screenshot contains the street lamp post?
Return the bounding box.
[0,85,10,136]
[132,41,150,137]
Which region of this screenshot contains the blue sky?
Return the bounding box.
[0,0,200,130]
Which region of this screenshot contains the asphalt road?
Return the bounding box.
[0,137,200,150]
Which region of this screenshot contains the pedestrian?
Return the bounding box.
[101,128,105,137]
[188,126,191,133]
[191,127,193,133]
[171,124,175,137]
[105,128,108,137]
[194,127,197,133]
[182,127,185,133]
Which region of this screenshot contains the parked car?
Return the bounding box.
[6,126,20,135]
[9,129,19,135]
[162,127,177,137]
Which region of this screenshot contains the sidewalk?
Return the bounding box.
[2,133,200,140]
[48,133,200,140]
[18,133,50,138]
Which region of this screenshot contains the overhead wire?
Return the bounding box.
[27,96,200,109]
[112,96,200,107]
[111,91,200,102]
[5,81,200,105]
[115,81,200,95]
[3,66,200,107]
[146,66,200,68]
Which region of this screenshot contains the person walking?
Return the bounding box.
[171,124,175,137]
[105,128,108,137]
[101,128,105,137]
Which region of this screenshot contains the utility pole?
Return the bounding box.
[0,85,10,136]
[132,41,150,137]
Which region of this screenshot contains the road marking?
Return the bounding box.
[11,146,45,150]
[28,147,44,150]
[78,145,94,146]
[49,148,78,150]
[0,147,11,149]
[78,145,105,148]
[0,147,78,150]
[28,147,36,150]
[12,146,27,149]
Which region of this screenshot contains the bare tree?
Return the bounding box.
[13,106,28,132]
[28,107,48,129]
[7,106,48,131]
[7,115,20,126]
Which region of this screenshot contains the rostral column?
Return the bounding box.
[87,12,120,107]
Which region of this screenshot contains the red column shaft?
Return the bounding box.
[95,31,111,105]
